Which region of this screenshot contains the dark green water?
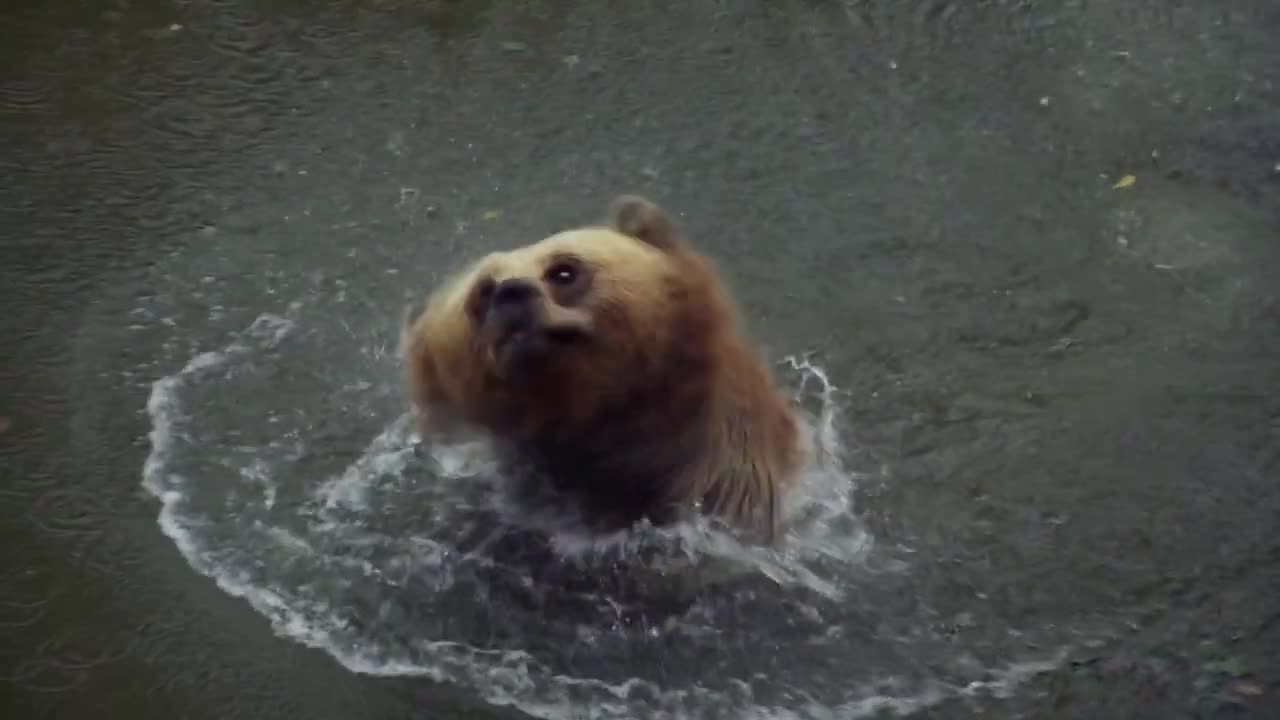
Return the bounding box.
[2,1,1278,718]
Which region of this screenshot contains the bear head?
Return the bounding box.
[406,195,736,437]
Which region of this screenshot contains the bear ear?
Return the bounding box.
[606,195,684,252]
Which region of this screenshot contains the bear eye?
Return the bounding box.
[545,263,577,286]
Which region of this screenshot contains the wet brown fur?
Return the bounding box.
[400,195,804,543]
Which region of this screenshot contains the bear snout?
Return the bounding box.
[490,279,541,327]
[492,278,540,307]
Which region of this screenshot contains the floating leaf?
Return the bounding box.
[482,210,502,221]
[1112,174,1136,189]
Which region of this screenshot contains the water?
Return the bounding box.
[133,272,1067,719]
[3,1,1279,719]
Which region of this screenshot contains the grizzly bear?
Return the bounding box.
[400,195,804,544]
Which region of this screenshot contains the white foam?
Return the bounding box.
[313,412,418,513]
[141,311,1069,720]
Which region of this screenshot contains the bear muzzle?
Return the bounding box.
[484,279,590,377]
[490,278,541,331]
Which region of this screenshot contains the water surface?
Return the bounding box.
[2,1,1278,718]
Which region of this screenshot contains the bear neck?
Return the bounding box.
[498,330,789,534]
[498,385,714,531]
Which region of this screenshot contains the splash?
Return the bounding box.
[142,311,1066,719]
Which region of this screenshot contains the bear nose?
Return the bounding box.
[489,279,541,328]
[491,279,540,308]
